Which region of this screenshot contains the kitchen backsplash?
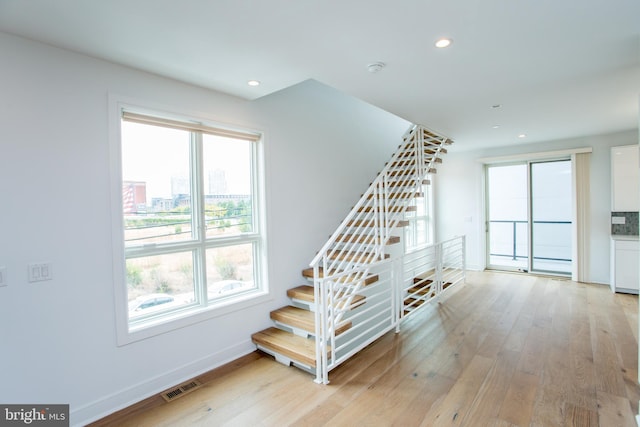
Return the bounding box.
[611,211,639,235]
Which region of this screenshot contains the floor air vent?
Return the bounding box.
[161,379,203,402]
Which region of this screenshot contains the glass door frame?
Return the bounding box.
[485,157,572,276]
[529,159,573,275]
[485,161,530,273]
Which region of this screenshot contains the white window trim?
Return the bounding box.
[108,95,270,346]
[477,147,592,164]
[405,181,435,253]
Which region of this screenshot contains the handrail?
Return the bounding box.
[310,125,450,270]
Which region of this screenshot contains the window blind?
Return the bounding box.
[122,111,261,142]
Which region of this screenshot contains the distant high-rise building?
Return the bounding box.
[171,176,190,197]
[208,169,228,195]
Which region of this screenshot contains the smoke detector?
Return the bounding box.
[367,62,386,73]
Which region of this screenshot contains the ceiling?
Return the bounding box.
[1,0,638,150]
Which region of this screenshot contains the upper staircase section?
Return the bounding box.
[310,125,452,273]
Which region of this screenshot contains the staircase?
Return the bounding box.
[252,124,465,383]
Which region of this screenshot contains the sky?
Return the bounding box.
[121,121,251,201]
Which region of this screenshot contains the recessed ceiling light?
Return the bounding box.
[435,38,452,48]
[518,134,527,138]
[492,125,500,129]
[491,104,502,109]
[247,80,260,86]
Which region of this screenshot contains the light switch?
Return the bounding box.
[0,266,6,287]
[28,262,52,282]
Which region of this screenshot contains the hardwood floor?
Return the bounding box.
[90,271,640,426]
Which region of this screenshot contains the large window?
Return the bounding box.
[112,107,266,342]
[405,183,433,251]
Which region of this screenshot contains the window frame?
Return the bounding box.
[404,181,434,252]
[109,97,269,346]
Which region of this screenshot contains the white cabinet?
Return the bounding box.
[610,238,639,294]
[611,145,639,211]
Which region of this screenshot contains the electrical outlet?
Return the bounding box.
[0,266,6,287]
[612,216,626,225]
[28,262,52,283]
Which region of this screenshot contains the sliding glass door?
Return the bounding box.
[486,159,572,275]
[487,164,529,271]
[530,161,572,273]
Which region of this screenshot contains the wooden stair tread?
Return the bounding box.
[270,306,351,335]
[388,168,436,177]
[287,285,315,302]
[401,133,448,145]
[336,234,401,245]
[396,148,447,157]
[391,157,442,166]
[270,306,314,332]
[401,141,451,149]
[346,219,410,228]
[386,168,418,177]
[404,297,426,307]
[367,191,423,200]
[329,250,390,263]
[251,327,319,367]
[301,267,379,286]
[287,285,366,309]
[415,269,435,279]
[407,283,435,295]
[357,205,417,213]
[382,179,430,187]
[413,277,434,285]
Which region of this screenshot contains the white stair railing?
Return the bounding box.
[313,235,466,384]
[309,124,455,384]
[401,235,466,321]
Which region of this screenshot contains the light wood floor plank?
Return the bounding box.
[616,292,639,344]
[588,286,629,398]
[516,318,549,377]
[596,390,636,427]
[460,349,521,425]
[390,372,455,427]
[496,370,539,426]
[89,271,640,427]
[419,354,495,426]
[564,402,599,427]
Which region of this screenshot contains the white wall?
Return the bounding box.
[251,80,411,303]
[435,129,639,283]
[0,32,409,425]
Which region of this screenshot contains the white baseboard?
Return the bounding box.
[71,339,256,427]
